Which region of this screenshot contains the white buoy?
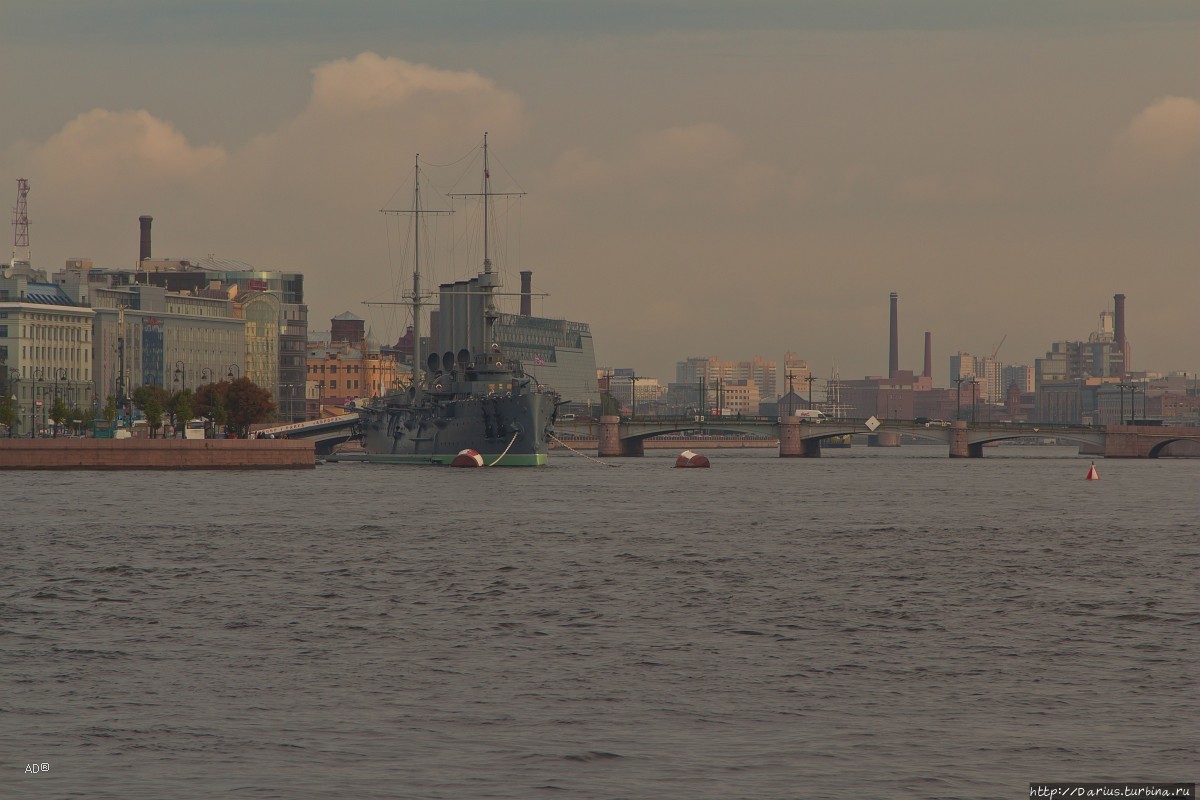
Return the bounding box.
[451,449,484,468]
[1086,462,1099,481]
[675,450,710,468]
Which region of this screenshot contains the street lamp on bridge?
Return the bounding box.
[954,376,967,421]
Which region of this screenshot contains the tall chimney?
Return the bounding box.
[139,215,153,262]
[520,270,532,316]
[889,292,899,379]
[1113,293,1127,375]
[923,331,932,379]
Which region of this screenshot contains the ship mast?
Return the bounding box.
[449,133,524,349]
[411,154,424,399]
[373,155,450,399]
[482,133,496,334]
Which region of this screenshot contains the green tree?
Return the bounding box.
[76,406,96,437]
[0,395,15,437]
[50,397,70,437]
[102,396,117,425]
[132,385,169,438]
[167,389,196,438]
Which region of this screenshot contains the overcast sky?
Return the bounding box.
[3,1,1197,385]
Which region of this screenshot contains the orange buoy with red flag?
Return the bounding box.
[1086,462,1099,480]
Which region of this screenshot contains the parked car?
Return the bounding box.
[925,419,951,427]
[914,416,931,425]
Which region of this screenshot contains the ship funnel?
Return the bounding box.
[520,271,533,316]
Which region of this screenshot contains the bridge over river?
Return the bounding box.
[258,412,1199,459]
[555,415,1200,459]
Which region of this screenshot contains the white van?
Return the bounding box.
[184,419,207,439]
[793,410,829,423]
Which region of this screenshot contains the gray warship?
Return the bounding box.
[356,137,562,466]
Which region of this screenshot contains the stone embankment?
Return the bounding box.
[0,439,316,470]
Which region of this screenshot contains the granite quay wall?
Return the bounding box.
[0,439,316,470]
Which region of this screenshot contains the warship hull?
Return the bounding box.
[357,389,558,466]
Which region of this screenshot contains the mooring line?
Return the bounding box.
[549,433,620,467]
[487,432,520,467]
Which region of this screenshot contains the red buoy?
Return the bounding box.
[675,450,710,468]
[1086,462,1099,481]
[451,449,485,468]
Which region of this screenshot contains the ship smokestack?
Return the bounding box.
[139,215,153,262]
[889,292,899,379]
[520,270,532,316]
[1113,293,1127,376]
[923,331,932,379]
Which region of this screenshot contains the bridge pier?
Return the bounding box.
[868,432,901,447]
[778,418,821,457]
[598,415,644,457]
[948,421,982,458]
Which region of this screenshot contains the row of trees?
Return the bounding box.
[0,376,275,438]
[128,377,276,438]
[0,394,97,437]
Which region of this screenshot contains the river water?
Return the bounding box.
[2,446,1196,799]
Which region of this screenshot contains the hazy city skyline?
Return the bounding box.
[3,1,1197,385]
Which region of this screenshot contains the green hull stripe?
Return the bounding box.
[327,452,548,467]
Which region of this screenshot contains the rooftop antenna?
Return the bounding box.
[11,178,30,266]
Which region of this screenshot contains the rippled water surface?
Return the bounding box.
[3,446,1197,799]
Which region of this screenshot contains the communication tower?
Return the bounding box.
[11,178,31,266]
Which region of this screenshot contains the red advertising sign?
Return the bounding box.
[247,279,268,291]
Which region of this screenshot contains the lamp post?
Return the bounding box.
[1118,383,1126,426]
[52,367,68,438]
[173,360,187,392]
[805,374,815,413]
[7,369,19,437]
[970,379,979,423]
[226,363,240,380]
[32,368,44,437]
[201,367,215,385]
[954,376,966,421]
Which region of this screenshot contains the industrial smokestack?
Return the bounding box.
[889,292,899,379]
[520,270,532,316]
[923,331,932,379]
[139,215,153,262]
[1113,293,1127,375]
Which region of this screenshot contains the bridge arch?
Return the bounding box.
[1147,437,1200,458]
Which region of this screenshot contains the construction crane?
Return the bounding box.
[991,334,1007,360]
